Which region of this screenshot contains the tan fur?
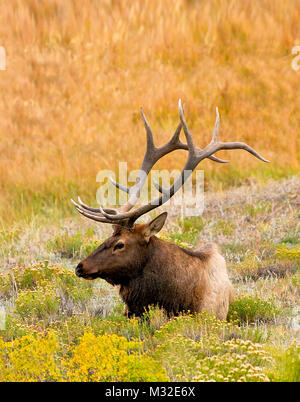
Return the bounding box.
[194,243,234,320]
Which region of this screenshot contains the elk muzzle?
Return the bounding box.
[75,262,83,277]
[75,261,103,280]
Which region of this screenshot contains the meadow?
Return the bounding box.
[0,0,299,226]
[0,177,299,381]
[0,0,299,382]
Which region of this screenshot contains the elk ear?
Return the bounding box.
[142,212,168,241]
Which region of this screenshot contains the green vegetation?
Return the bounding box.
[269,342,300,382]
[0,259,298,382]
[46,229,102,259]
[228,296,281,324]
[0,177,298,382]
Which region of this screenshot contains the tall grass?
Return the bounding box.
[0,0,299,226]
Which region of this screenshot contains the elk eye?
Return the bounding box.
[113,242,124,251]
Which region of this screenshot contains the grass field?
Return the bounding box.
[0,0,299,382]
[0,0,299,227]
[0,177,299,381]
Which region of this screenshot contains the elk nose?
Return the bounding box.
[75,262,83,277]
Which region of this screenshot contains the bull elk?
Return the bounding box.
[72,100,269,320]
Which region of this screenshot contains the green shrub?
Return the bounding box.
[80,238,101,258]
[280,236,299,245]
[154,312,238,343]
[275,246,300,261]
[161,232,195,248]
[15,286,60,323]
[55,268,93,305]
[140,306,169,337]
[228,296,281,324]
[234,253,260,278]
[46,232,84,258]
[46,229,102,259]
[12,261,59,290]
[0,272,12,298]
[0,315,34,341]
[179,216,205,233]
[1,263,94,308]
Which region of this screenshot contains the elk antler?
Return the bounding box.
[72,100,269,227]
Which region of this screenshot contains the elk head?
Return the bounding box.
[72,100,269,284]
[75,213,167,284]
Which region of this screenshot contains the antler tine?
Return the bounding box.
[211,107,220,143]
[109,177,130,194]
[71,200,116,224]
[76,197,117,215]
[140,107,155,150]
[178,100,228,164]
[178,99,195,153]
[213,141,270,163]
[152,179,170,195]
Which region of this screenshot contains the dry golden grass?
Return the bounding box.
[0,0,299,225]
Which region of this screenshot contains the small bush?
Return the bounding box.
[1,315,35,341]
[0,331,61,382]
[3,262,94,307]
[280,236,299,245]
[64,332,168,382]
[46,229,102,259]
[13,262,60,290]
[161,232,195,248]
[179,216,205,233]
[140,306,169,336]
[228,296,280,324]
[0,262,65,297]
[0,272,12,298]
[15,286,60,323]
[1,263,95,325]
[55,268,93,305]
[234,253,260,279]
[80,238,101,258]
[46,232,84,258]
[275,247,300,261]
